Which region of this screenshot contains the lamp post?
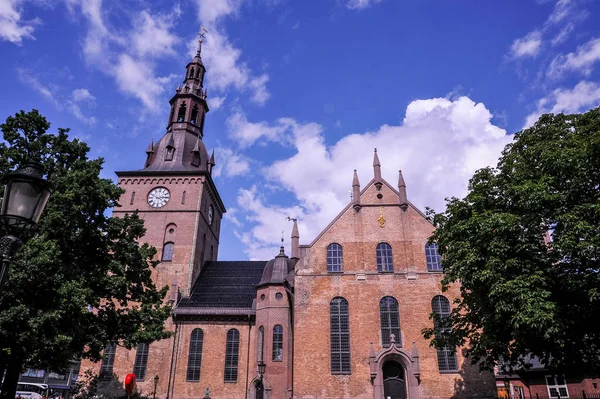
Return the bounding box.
[258,361,266,381]
[0,163,53,290]
[153,375,159,399]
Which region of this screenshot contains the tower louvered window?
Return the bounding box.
[432,295,458,372]
[99,343,116,380]
[133,343,149,380]
[327,243,343,272]
[380,296,401,347]
[330,297,351,374]
[224,329,240,382]
[377,242,393,272]
[186,329,204,381]
[272,325,283,361]
[426,243,442,272]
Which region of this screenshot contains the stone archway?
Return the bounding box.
[248,376,271,399]
[369,335,421,399]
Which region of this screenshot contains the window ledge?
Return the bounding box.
[438,370,459,374]
[378,271,394,274]
[327,271,344,274]
[427,270,443,273]
[331,372,352,375]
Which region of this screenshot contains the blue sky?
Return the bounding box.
[1,0,600,260]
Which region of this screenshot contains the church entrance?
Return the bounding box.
[255,381,264,399]
[382,360,407,399]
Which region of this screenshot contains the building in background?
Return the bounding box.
[19,360,81,399]
[79,28,498,399]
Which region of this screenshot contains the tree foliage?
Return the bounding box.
[0,110,172,397]
[423,107,600,373]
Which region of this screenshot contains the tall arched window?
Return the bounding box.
[272,325,283,361]
[99,343,116,380]
[380,296,401,347]
[186,329,204,381]
[189,67,195,79]
[162,242,174,261]
[426,243,442,272]
[327,243,343,272]
[377,242,393,272]
[257,326,264,362]
[224,329,240,382]
[133,343,149,380]
[432,295,457,372]
[177,102,187,122]
[330,297,351,374]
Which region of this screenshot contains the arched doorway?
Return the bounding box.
[383,360,407,399]
[255,380,264,399]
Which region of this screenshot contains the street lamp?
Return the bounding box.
[0,163,53,290]
[257,361,266,381]
[153,376,159,399]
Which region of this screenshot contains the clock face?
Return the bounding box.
[147,187,170,208]
[208,205,214,225]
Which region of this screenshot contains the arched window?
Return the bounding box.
[426,243,442,272]
[376,242,393,272]
[330,297,351,374]
[133,343,149,381]
[431,295,457,372]
[257,326,264,362]
[99,343,116,380]
[189,67,195,79]
[191,105,199,125]
[177,102,187,122]
[327,243,343,272]
[130,191,135,205]
[272,325,283,361]
[199,112,206,133]
[186,329,204,381]
[162,242,174,262]
[380,296,401,347]
[224,329,240,382]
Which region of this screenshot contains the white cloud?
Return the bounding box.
[17,69,97,124]
[226,112,295,148]
[546,0,575,25]
[509,30,542,58]
[0,0,39,44]
[548,37,600,78]
[523,81,600,128]
[209,96,226,110]
[212,146,252,178]
[346,0,383,10]
[72,88,95,103]
[130,10,179,58]
[192,0,270,105]
[550,23,574,46]
[235,96,511,259]
[67,0,180,111]
[113,54,177,111]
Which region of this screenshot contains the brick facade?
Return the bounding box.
[80,33,498,399]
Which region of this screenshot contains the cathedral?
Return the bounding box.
[80,33,496,399]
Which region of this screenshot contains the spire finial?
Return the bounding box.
[197,26,208,55]
[398,169,408,211]
[352,170,361,212]
[373,148,382,186]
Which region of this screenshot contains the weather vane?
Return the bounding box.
[286,216,297,222]
[281,230,285,243]
[198,26,208,43]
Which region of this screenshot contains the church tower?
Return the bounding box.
[114,33,225,298]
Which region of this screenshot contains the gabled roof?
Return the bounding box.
[308,177,433,247]
[177,261,267,308]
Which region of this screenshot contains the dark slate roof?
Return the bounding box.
[177,261,267,308]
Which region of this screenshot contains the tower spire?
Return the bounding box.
[352,170,361,212]
[290,217,299,260]
[373,148,382,190]
[398,170,408,211]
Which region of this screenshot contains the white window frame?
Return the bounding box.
[546,375,569,398]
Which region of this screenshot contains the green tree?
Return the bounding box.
[423,107,600,373]
[0,110,172,399]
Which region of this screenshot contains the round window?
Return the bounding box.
[275,292,283,300]
[260,294,265,301]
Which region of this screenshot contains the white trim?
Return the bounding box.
[545,375,569,398]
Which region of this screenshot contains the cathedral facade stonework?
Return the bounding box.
[79,34,496,399]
